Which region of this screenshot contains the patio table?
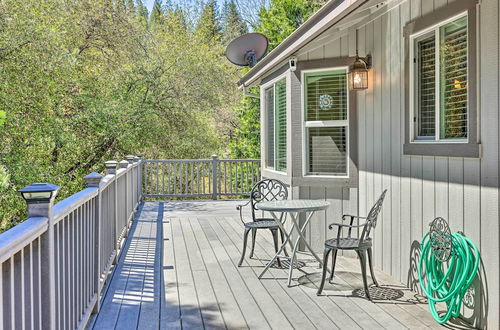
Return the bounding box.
[256,199,330,286]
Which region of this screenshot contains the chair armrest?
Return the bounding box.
[236,200,251,224]
[328,222,365,230]
[342,214,367,220]
[236,200,251,210]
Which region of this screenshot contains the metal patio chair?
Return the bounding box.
[237,179,288,267]
[317,190,387,299]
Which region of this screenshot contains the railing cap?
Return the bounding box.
[118,160,129,169]
[83,172,103,187]
[104,160,118,175]
[211,154,218,159]
[19,182,60,194]
[126,155,135,163]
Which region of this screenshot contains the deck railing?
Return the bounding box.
[0,155,142,330]
[142,156,261,199]
[0,155,261,329]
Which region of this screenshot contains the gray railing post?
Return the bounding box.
[136,154,143,202]
[211,155,218,200]
[19,183,60,330]
[118,160,130,228]
[84,172,103,314]
[126,155,136,211]
[105,161,118,264]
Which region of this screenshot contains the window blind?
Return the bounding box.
[417,35,436,137]
[308,127,347,175]
[305,70,348,176]
[265,87,274,168]
[306,71,347,121]
[275,79,287,172]
[440,16,467,139]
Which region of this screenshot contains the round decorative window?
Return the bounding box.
[319,94,333,110]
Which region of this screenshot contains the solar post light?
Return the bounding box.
[19,183,60,205]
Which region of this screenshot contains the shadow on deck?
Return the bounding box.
[90,201,446,330]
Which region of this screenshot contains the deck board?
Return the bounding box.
[91,201,444,330]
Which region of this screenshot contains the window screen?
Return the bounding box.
[265,87,274,168]
[264,79,287,171]
[440,16,467,139]
[306,71,347,121]
[308,127,347,175]
[304,69,348,176]
[417,35,436,137]
[275,79,287,172]
[413,15,468,141]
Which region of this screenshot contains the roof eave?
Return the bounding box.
[237,0,368,88]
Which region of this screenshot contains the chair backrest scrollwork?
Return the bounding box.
[250,179,288,221]
[360,189,387,242]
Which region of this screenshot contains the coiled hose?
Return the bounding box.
[418,231,480,324]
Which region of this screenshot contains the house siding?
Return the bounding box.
[260,0,499,327]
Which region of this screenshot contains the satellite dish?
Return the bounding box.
[225,33,268,67]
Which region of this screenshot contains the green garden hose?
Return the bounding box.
[417,220,480,324]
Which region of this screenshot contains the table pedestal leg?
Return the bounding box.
[258,211,295,279]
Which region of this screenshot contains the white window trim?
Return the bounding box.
[261,73,288,174]
[409,11,469,144]
[301,66,350,178]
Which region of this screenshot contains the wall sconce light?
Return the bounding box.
[349,52,372,90]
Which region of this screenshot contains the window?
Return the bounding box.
[264,78,287,172]
[304,69,348,176]
[412,14,468,142]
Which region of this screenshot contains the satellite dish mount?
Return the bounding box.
[244,50,257,67]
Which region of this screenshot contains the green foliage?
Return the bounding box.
[195,0,222,43]
[258,0,325,50]
[150,0,164,27]
[0,0,241,231]
[228,0,326,158]
[221,0,248,45]
[136,0,149,22]
[229,92,261,159]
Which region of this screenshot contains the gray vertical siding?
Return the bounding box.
[261,0,499,327]
[352,0,496,328]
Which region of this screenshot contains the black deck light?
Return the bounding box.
[349,51,371,90]
[19,183,60,204]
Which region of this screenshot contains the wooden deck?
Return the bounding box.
[90,200,444,330]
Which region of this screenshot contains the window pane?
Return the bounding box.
[417,35,436,137]
[440,16,467,139]
[275,79,287,172]
[305,70,347,121]
[265,87,274,168]
[308,127,347,176]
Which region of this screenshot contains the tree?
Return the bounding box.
[229,0,327,158]
[195,0,221,43]
[221,0,248,45]
[0,0,240,232]
[136,0,149,22]
[166,6,189,32]
[228,93,260,158]
[126,0,135,13]
[258,0,326,50]
[149,0,163,27]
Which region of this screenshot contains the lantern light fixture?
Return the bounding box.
[19,183,60,204]
[349,51,372,90]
